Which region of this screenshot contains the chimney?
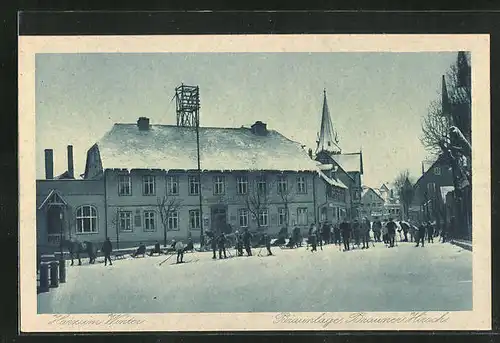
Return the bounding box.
[137,117,150,131]
[67,145,74,179]
[44,149,54,179]
[251,121,268,136]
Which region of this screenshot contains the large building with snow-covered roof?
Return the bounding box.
[36,118,349,252]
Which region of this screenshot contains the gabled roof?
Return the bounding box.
[93,124,319,172]
[414,154,447,189]
[331,152,363,174]
[362,187,384,202]
[38,189,68,210]
[380,183,389,191]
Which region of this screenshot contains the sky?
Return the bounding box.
[35,52,458,188]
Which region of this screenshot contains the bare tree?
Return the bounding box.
[277,174,294,232]
[157,195,183,247]
[110,208,120,249]
[244,174,273,230]
[394,170,414,220]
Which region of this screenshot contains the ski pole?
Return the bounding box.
[159,253,175,266]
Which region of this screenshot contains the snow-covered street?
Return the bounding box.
[38,241,472,313]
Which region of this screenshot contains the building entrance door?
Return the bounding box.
[47,205,64,245]
[211,207,227,234]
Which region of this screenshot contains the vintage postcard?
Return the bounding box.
[19,34,491,332]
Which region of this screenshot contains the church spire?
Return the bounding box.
[316,89,341,155]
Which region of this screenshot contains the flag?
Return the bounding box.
[457,51,471,88]
[441,75,451,116]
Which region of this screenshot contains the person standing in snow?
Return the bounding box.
[102,237,113,266]
[386,218,397,248]
[415,222,425,247]
[372,219,382,242]
[361,218,371,249]
[243,228,253,256]
[175,240,185,263]
[399,221,410,242]
[317,223,323,250]
[211,233,218,259]
[263,233,273,256]
[218,232,227,259]
[427,222,434,243]
[352,219,361,248]
[340,219,351,251]
[308,223,318,252]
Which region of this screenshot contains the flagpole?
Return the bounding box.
[195,86,204,248]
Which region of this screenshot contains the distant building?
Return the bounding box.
[312,90,364,220]
[411,155,454,227]
[360,183,401,221]
[36,118,348,252]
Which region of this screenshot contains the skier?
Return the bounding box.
[243,228,253,256]
[386,218,397,248]
[361,218,371,249]
[102,237,113,266]
[218,232,227,259]
[340,219,351,251]
[175,240,185,263]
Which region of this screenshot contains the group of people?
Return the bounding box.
[94,216,450,268]
[207,228,273,259]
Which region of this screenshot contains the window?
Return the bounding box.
[118,211,132,232]
[166,176,179,195]
[143,175,156,195]
[144,211,156,232]
[214,176,225,195]
[278,208,288,226]
[75,205,98,233]
[168,211,179,231]
[297,208,308,225]
[236,176,248,194]
[277,176,288,194]
[238,209,249,228]
[427,182,436,195]
[189,210,201,230]
[258,209,269,227]
[434,167,441,176]
[297,176,307,193]
[188,176,200,195]
[257,176,267,194]
[118,175,131,196]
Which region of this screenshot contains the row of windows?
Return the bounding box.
[117,175,308,196]
[72,205,310,234]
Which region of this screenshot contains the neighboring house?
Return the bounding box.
[36,118,348,251]
[312,90,364,220]
[411,155,454,225]
[360,187,385,220]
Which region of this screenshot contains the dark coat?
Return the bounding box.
[102,240,112,254]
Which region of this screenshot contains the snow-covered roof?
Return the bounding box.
[95,124,319,172]
[317,170,348,189]
[331,153,362,173]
